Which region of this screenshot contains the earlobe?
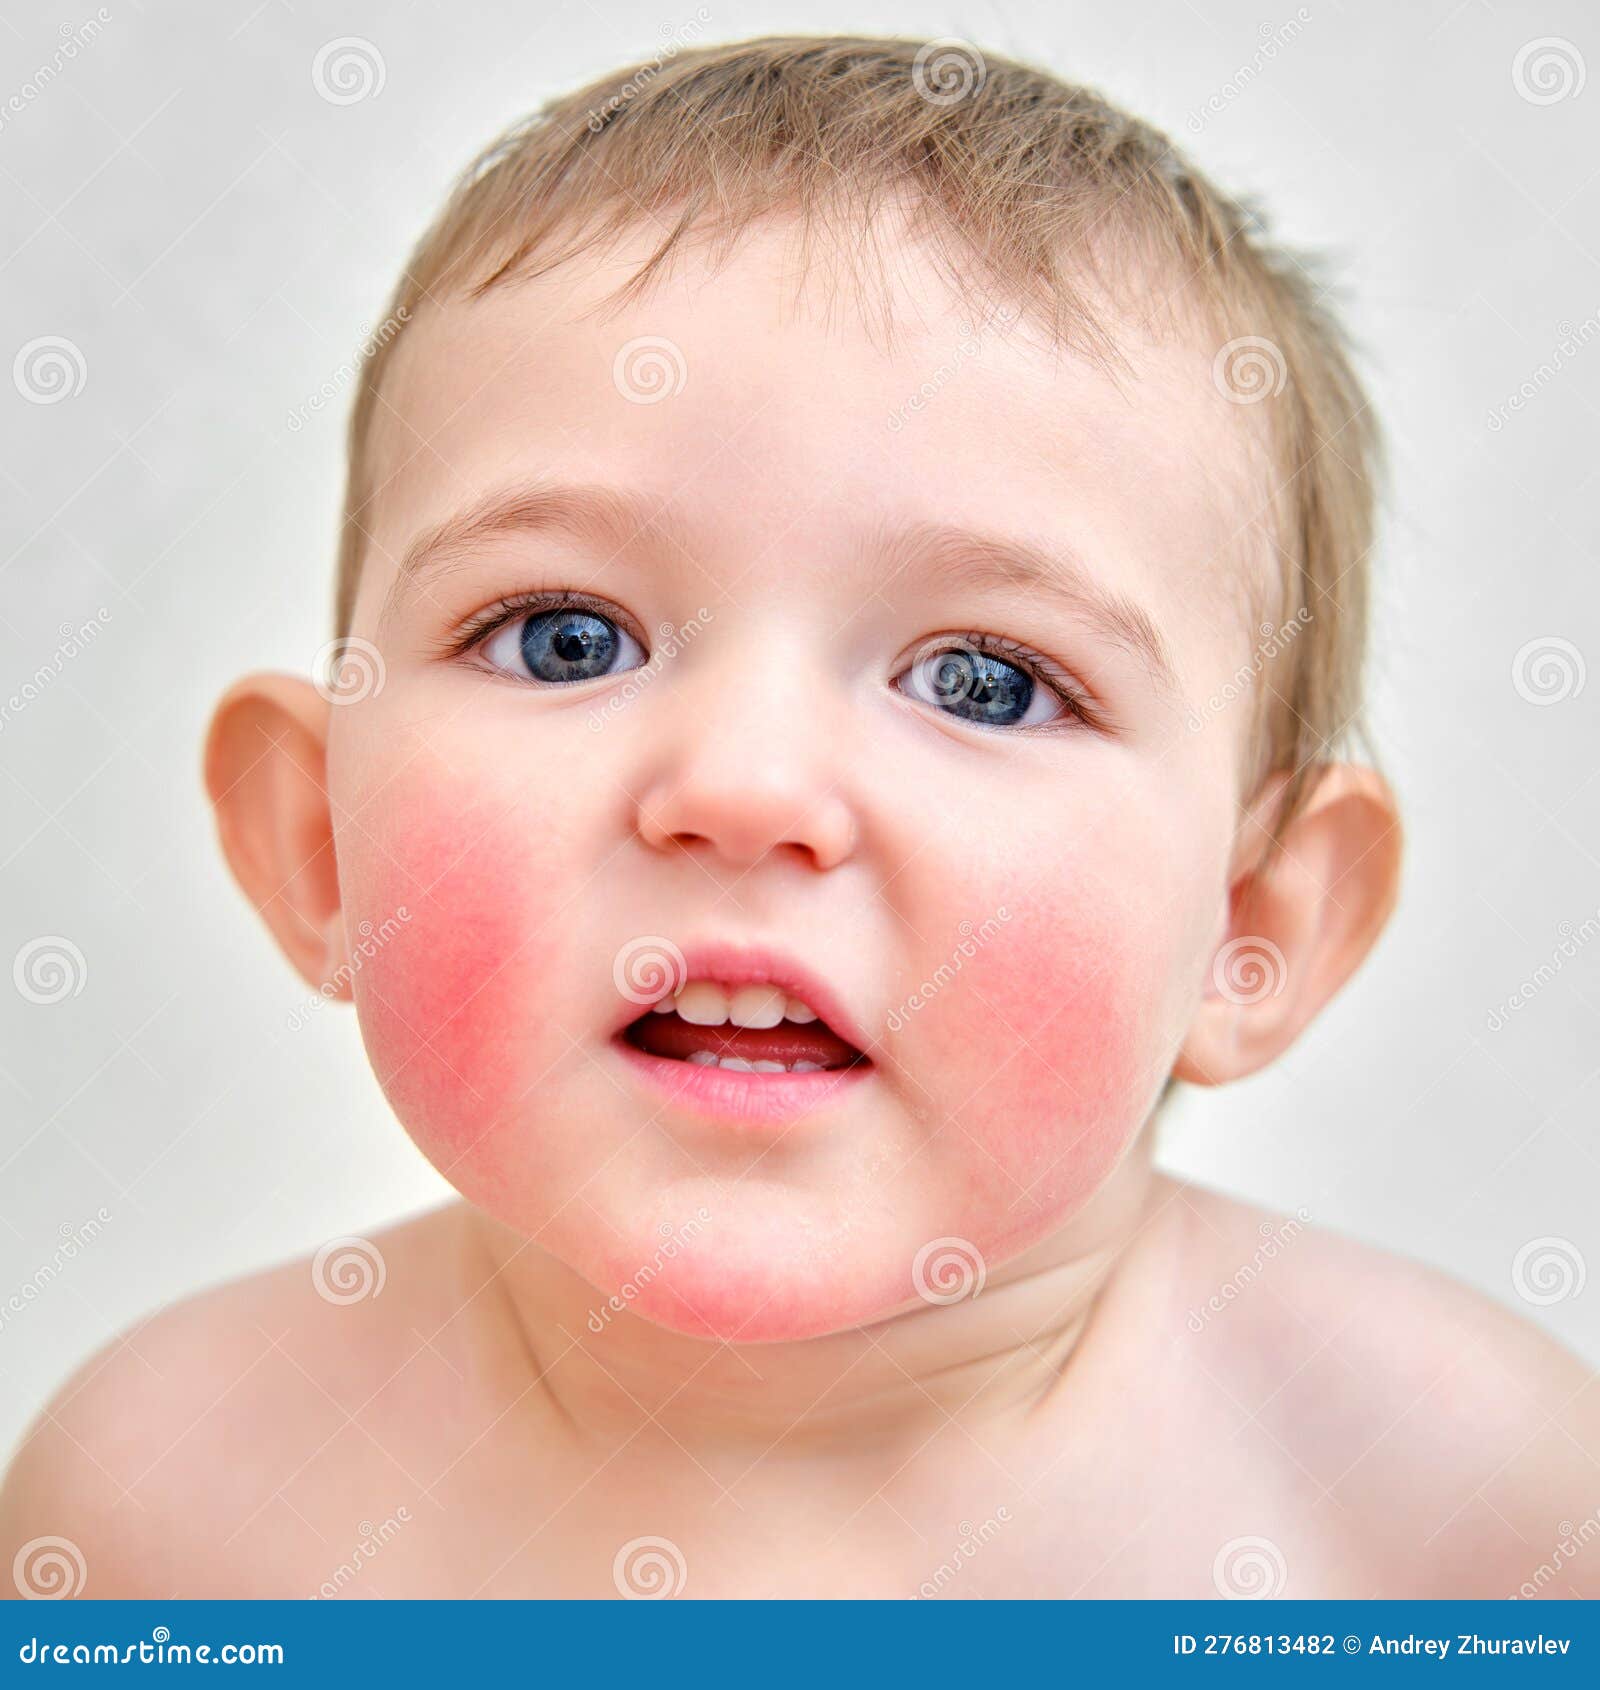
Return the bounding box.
[203,673,348,993]
[1172,763,1402,1086]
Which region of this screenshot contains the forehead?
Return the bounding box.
[355,215,1273,658]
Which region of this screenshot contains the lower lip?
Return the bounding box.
[612,1038,871,1128]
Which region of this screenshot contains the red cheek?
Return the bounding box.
[338,779,568,1184]
[892,892,1158,1241]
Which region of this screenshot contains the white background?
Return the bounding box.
[1,0,1597,1465]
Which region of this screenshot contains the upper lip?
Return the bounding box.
[609,939,872,1057]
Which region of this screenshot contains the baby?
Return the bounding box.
[4,34,1596,1601]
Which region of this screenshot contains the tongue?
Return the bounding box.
[627,1012,865,1069]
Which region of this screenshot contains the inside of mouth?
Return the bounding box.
[622,1009,867,1074]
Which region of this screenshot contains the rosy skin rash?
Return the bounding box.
[320,221,1258,1346]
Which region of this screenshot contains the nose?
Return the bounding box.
[633,673,858,873]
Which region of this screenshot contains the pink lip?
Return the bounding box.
[608,938,876,1129]
[614,1041,872,1129]
[608,939,874,1054]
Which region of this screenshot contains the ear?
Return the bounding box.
[1172,763,1402,1085]
[202,673,353,996]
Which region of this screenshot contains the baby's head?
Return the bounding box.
[207,35,1400,1342]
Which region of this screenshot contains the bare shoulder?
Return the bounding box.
[1165,1176,1600,1598]
[0,1203,480,1598]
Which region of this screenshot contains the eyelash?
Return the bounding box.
[441,591,1103,730]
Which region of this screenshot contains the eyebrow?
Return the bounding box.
[872,518,1178,695]
[380,478,687,630]
[383,477,1178,693]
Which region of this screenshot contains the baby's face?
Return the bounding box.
[328,219,1268,1340]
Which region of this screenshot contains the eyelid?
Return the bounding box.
[438,588,648,661]
[906,631,1105,731]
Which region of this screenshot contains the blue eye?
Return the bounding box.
[896,641,1066,729]
[480,607,646,684]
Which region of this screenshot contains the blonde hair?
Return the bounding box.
[335,33,1380,818]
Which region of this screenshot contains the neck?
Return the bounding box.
[469,1134,1164,1461]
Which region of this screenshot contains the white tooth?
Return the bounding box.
[784,997,818,1024]
[728,984,786,1029]
[651,997,677,1014]
[675,982,731,1026]
[751,1060,785,1074]
[685,1050,718,1066]
[792,1060,823,1073]
[717,1056,756,1073]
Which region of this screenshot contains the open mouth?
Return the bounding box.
[620,981,869,1075]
